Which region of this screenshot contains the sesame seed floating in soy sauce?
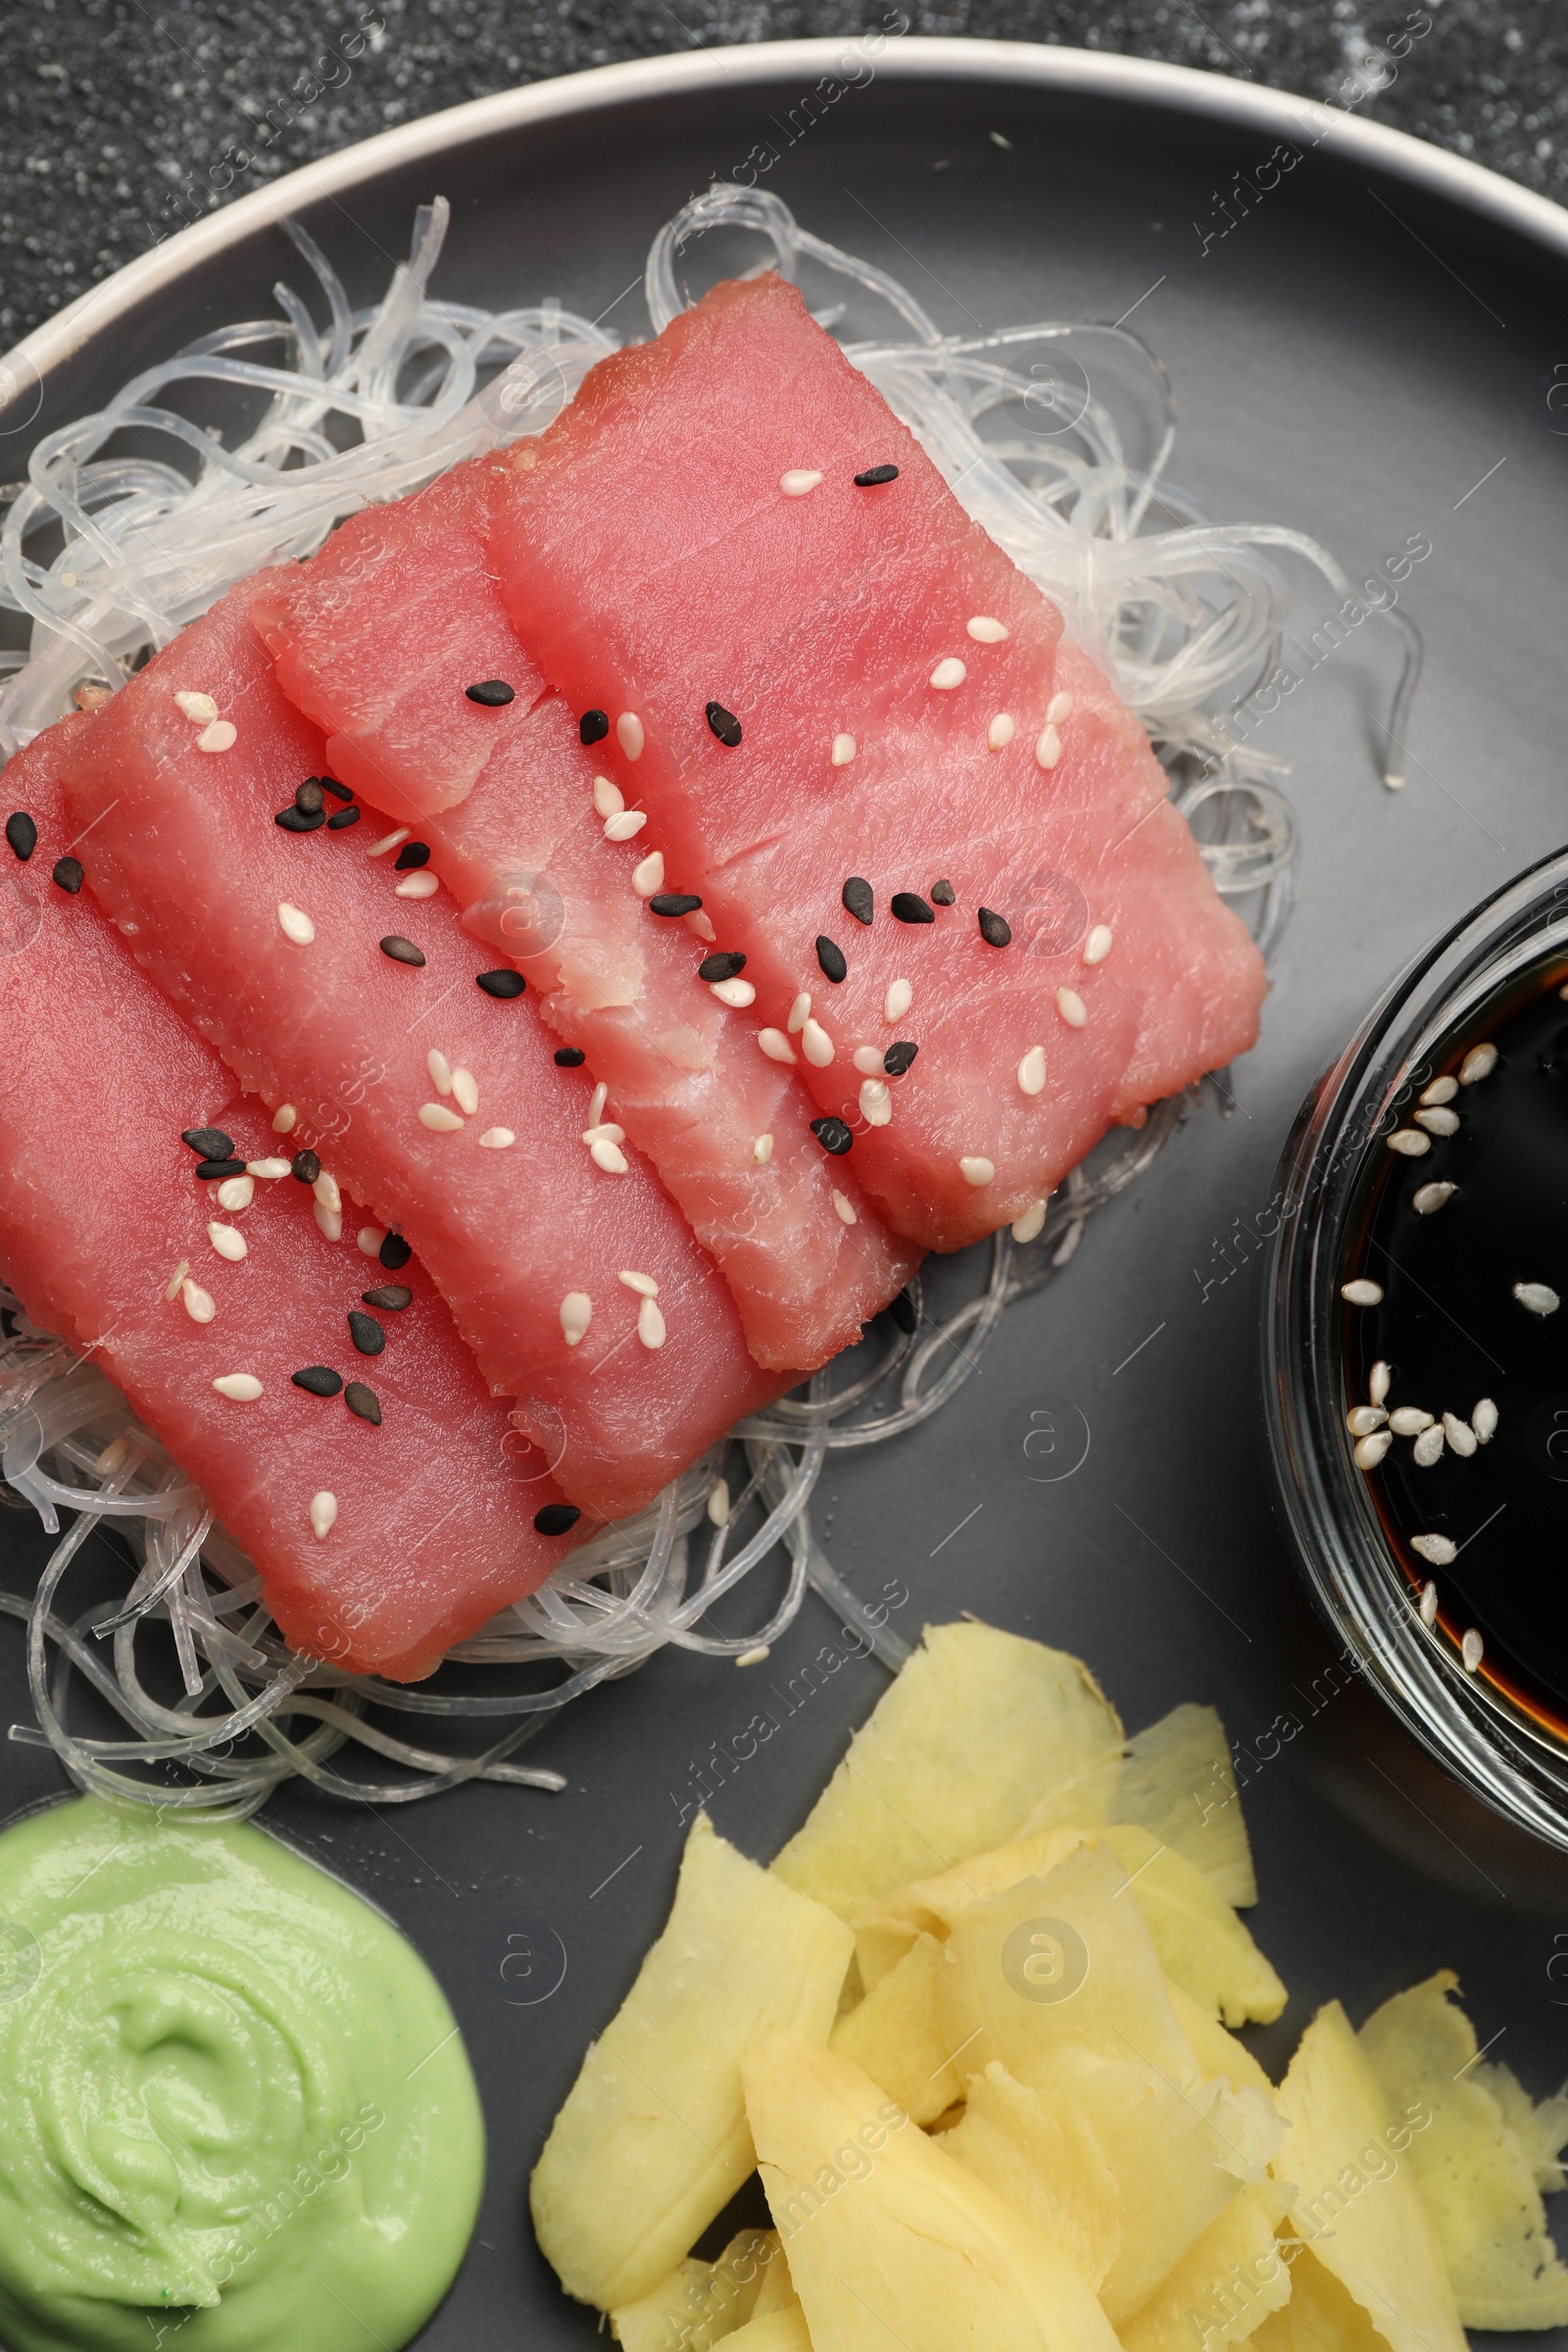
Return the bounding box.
[706,702,743,748]
[854,465,900,486]
[5,812,36,861]
[978,907,1013,948]
[292,1366,343,1396]
[290,1150,321,1185]
[816,937,848,983]
[362,1285,413,1311]
[579,709,610,746]
[650,893,703,917]
[394,842,430,871]
[52,857,83,894]
[379,1231,413,1271]
[843,876,874,926]
[931,880,956,906]
[883,1041,919,1077]
[347,1310,386,1356]
[466,680,515,707]
[344,1382,382,1425]
[699,951,747,983]
[326,807,361,831]
[380,935,425,967]
[810,1116,855,1156]
[476,969,525,999]
[554,1047,586,1067]
[891,892,935,926]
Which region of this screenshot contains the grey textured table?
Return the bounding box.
[2,0,1567,344]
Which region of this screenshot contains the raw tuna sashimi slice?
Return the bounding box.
[0,720,576,1682]
[251,465,919,1373]
[57,579,785,1520]
[490,273,1267,1253]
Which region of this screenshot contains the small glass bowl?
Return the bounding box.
[1260,842,1568,1852]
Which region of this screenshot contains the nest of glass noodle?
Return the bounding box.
[0,185,1421,1814]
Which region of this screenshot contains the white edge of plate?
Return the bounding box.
[6,37,1568,394]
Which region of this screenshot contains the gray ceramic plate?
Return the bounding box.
[4,40,1568,2350]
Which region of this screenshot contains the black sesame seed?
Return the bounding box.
[292,1365,343,1397]
[649,893,704,917]
[699,951,748,983]
[275,806,325,832]
[326,806,361,830]
[534,1501,582,1537]
[319,777,353,802]
[182,1126,234,1158]
[883,1041,919,1077]
[348,1309,386,1356]
[889,1287,918,1335]
[706,701,743,748]
[466,679,515,707]
[345,1381,382,1425]
[194,1156,246,1181]
[931,879,956,906]
[379,935,425,967]
[5,812,36,862]
[379,1231,413,1271]
[362,1284,413,1311]
[810,1115,855,1156]
[843,876,874,927]
[977,906,1012,948]
[579,709,610,745]
[394,841,430,871]
[476,969,525,999]
[554,1046,586,1067]
[815,936,847,984]
[290,1149,321,1185]
[891,892,935,925]
[52,857,83,895]
[295,778,324,816]
[854,464,900,486]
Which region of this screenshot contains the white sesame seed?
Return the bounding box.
[1353,1430,1393,1469]
[1390,1406,1434,1436]
[1415,1105,1459,1136]
[708,1478,732,1526]
[1472,1396,1498,1444]
[687,910,715,942]
[832,1190,858,1225]
[560,1291,592,1345]
[164,1256,190,1302]
[358,1225,386,1257]
[930,657,967,691]
[616,712,645,761]
[1514,1280,1560,1316]
[885,978,912,1023]
[1341,1278,1384,1305]
[859,1078,891,1126]
[788,992,812,1034]
[966,614,1010,643]
[1035,723,1062,770]
[271,1103,297,1135]
[1386,1129,1430,1155]
[452,1067,479,1117]
[780,468,823,496]
[212,1373,263,1401]
[1047,691,1075,725]
[367,826,411,858]
[637,1295,666,1348]
[310,1491,338,1542]
[394,869,440,900]
[1412,1181,1455,1214]
[1083,925,1112,966]
[1011,1198,1049,1245]
[246,1157,291,1180]
[477,1127,514,1149]
[831,733,857,766]
[1420,1075,1458,1105]
[619,1268,660,1298]
[753,1133,773,1163]
[1443,1411,1478,1457]
[959,1155,996,1188]
[1412,1424,1446,1467]
[314,1201,342,1242]
[590,1137,629,1174]
[1459,1043,1497,1084]
[987,712,1015,752]
[631,850,664,896]
[419,1102,465,1132]
[313,1170,341,1214]
[1461,1627,1484,1673]
[801,1017,835,1067]
[1411,1534,1455,1567]
[592,775,624,817]
[1017,1045,1048,1096]
[174,689,219,723]
[759,1029,797,1064]
[854,1046,884,1076]
[207,1222,246,1262]
[1055,987,1087,1028]
[1370,1359,1392,1405]
[181,1277,216,1325]
[196,718,237,754]
[277,902,315,946]
[427,1049,453,1096]
[1418,1578,1441,1621]
[92,1435,129,1478]
[711,977,757,1008]
[1347,1405,1389,1437]
[581,1122,625,1146]
[215,1176,254,1212]
[604,809,648,843]
[736,1644,770,1667]
[587,1082,608,1128]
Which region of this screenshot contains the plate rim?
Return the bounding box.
[6,35,1568,404]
